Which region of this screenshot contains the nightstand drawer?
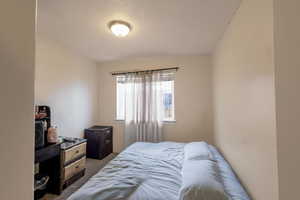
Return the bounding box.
[63,156,86,180]
[63,143,86,164]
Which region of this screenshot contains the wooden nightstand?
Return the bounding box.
[60,137,87,190]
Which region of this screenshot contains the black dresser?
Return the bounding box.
[84,126,113,159]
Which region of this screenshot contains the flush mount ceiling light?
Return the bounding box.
[108,20,132,37]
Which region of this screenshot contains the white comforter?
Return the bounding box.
[68,142,185,200]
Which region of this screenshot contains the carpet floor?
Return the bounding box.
[41,154,116,200]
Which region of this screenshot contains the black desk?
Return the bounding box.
[35,143,62,198]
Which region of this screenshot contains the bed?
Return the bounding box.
[68,142,250,200]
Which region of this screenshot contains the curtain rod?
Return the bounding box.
[111,67,179,76]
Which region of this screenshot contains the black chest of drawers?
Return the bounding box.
[84,126,113,160]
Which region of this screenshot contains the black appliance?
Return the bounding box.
[35,105,51,148]
[84,126,113,159]
[35,121,45,149]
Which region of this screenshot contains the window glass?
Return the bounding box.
[116,78,175,121]
[161,80,175,121]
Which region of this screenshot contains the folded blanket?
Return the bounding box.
[209,146,250,200]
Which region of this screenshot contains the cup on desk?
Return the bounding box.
[47,126,58,143]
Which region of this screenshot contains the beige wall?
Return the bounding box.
[213,0,279,199]
[0,0,35,199]
[97,56,213,153]
[274,0,300,199]
[35,35,98,138]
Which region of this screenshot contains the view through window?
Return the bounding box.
[116,78,175,121]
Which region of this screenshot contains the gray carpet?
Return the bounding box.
[42,154,116,200]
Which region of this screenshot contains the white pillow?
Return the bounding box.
[184,142,214,161]
[179,159,229,200]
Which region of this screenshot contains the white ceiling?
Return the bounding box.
[37,0,241,62]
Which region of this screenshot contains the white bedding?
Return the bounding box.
[68,142,185,200]
[68,142,250,200]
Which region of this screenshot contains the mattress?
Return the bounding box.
[68,142,250,200]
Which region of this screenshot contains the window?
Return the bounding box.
[116,78,175,122]
[161,80,175,121]
[116,77,126,120]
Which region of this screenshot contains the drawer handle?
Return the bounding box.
[105,139,111,144]
[75,150,79,154]
[75,165,79,169]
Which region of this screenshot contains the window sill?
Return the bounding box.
[163,120,176,123]
[114,119,176,123]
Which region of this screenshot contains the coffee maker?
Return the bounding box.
[35,105,51,148]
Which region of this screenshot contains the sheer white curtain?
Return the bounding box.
[119,70,174,147]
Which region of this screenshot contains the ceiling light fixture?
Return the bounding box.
[108,20,131,37]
